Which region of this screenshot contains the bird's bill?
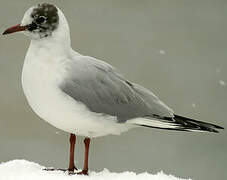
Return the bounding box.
[2,24,28,35]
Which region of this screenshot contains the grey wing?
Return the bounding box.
[59,56,174,122]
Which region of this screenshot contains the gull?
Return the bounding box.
[3,3,224,175]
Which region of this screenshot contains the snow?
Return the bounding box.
[159,50,166,55]
[191,103,196,108]
[219,80,226,87]
[0,160,191,180]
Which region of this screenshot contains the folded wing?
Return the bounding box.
[59,56,224,133]
[59,56,174,122]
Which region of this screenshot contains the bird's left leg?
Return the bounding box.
[76,137,91,175]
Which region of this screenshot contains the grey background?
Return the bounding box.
[0,0,226,179]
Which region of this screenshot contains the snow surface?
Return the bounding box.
[0,160,191,180]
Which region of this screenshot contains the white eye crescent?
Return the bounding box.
[36,16,47,24]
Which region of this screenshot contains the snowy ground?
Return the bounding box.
[0,160,191,180]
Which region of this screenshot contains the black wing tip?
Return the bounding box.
[204,128,219,133]
[140,124,220,133]
[174,114,224,132]
[215,125,224,130]
[215,126,224,130]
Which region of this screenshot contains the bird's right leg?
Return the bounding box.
[68,133,78,172]
[43,133,78,173]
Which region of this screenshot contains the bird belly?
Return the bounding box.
[21,59,131,137]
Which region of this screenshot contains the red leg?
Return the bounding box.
[77,137,90,175]
[68,133,77,172]
[43,133,77,173]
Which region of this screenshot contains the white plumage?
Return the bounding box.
[20,6,178,138]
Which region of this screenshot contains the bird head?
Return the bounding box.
[2,3,68,40]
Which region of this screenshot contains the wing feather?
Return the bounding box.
[59,56,173,122]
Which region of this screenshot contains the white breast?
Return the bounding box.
[21,49,131,138]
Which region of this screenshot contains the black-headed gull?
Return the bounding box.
[3,3,223,175]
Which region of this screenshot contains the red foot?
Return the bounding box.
[76,169,88,175]
[68,165,78,171]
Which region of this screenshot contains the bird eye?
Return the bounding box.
[36,16,46,24]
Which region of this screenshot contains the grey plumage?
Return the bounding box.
[60,56,173,123]
[60,56,224,133]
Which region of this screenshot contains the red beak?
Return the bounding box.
[2,24,28,35]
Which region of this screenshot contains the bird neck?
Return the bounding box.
[29,34,71,57]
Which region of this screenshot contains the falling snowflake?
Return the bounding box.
[219,80,226,87]
[159,50,166,55]
[192,103,196,108]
